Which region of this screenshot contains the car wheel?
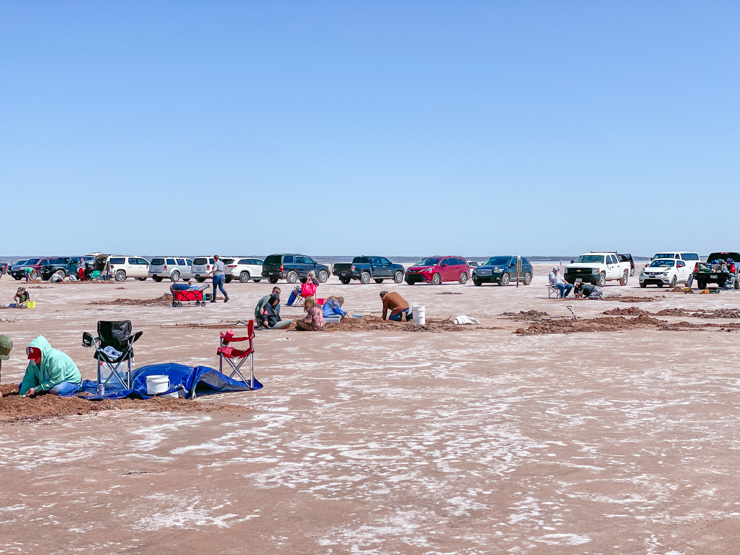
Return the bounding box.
[406,280,415,285]
[29,269,38,280]
[153,276,163,283]
[597,273,606,287]
[670,275,677,288]
[171,270,181,282]
[318,270,329,283]
[640,282,647,288]
[657,282,664,288]
[697,280,707,290]
[253,278,261,283]
[474,279,482,286]
[137,277,147,281]
[14,275,21,280]
[115,270,126,282]
[361,271,371,284]
[340,278,351,285]
[268,277,278,284]
[432,273,442,285]
[394,271,404,283]
[374,278,384,284]
[459,272,468,284]
[240,271,250,283]
[172,302,177,307]
[619,271,629,286]
[523,272,532,285]
[195,277,205,283]
[287,271,299,284]
[630,268,635,277]
[499,273,510,286]
[54,269,66,279]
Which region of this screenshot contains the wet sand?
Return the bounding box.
[0,264,738,553]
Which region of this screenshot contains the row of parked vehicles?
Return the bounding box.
[4,251,737,289]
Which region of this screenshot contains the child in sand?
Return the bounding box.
[296,296,325,331]
[14,287,30,308]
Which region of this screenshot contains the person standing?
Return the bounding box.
[208,254,229,303]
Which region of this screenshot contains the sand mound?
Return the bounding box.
[0,384,251,424]
[89,294,173,306]
[322,315,474,333]
[500,310,550,321]
[613,295,660,303]
[603,307,649,316]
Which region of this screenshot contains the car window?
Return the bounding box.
[304,257,315,264]
[193,257,208,265]
[176,259,186,265]
[294,256,304,264]
[682,253,700,261]
[649,260,674,267]
[151,258,165,265]
[109,257,125,265]
[222,258,236,265]
[677,261,685,268]
[166,258,177,265]
[574,254,605,264]
[250,259,262,265]
[187,259,193,265]
[283,255,293,264]
[380,257,390,265]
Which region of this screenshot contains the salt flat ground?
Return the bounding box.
[0,264,738,554]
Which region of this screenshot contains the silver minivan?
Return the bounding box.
[191,256,215,282]
[148,257,193,282]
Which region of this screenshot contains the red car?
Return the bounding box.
[405,256,470,285]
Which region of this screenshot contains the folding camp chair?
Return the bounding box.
[547,283,559,298]
[82,321,143,389]
[217,321,256,388]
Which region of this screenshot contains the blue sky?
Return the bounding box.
[2,1,738,258]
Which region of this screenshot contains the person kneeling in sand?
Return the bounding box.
[380,290,413,321]
[20,336,82,397]
[14,287,30,308]
[323,296,348,319]
[256,293,292,329]
[296,296,325,331]
[574,281,605,300]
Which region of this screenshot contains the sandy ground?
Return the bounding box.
[0,264,739,553]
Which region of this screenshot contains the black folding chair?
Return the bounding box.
[82,321,143,389]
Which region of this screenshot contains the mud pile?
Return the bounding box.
[322,315,472,333]
[89,294,173,307]
[603,307,649,316]
[0,384,251,424]
[500,310,550,321]
[613,296,660,303]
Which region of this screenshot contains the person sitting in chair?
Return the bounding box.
[574,281,605,300]
[548,267,572,298]
[287,272,319,306]
[296,296,325,331]
[19,336,82,397]
[380,290,413,321]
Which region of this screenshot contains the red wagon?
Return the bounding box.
[171,288,207,307]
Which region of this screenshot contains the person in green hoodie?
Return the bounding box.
[20,336,82,397]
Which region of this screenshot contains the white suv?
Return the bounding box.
[148,257,193,282]
[108,256,150,282]
[640,259,694,288]
[225,258,264,283]
[191,256,215,282]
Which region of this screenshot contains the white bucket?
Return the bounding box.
[146,375,170,395]
[412,305,426,325]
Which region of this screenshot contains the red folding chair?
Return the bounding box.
[217,321,255,388]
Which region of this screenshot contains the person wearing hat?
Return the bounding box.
[0,335,12,398]
[14,287,30,308]
[19,336,82,397]
[548,267,573,298]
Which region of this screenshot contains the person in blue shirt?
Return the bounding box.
[323,296,347,319]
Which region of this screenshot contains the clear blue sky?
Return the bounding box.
[2,1,738,258]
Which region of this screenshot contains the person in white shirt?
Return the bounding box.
[548,267,572,298]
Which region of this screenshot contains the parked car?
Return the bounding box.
[40,257,85,281]
[225,258,264,283]
[639,259,694,288]
[261,254,330,284]
[693,252,740,290]
[473,256,533,286]
[191,256,215,282]
[108,255,150,281]
[565,252,631,286]
[405,256,470,285]
[650,251,700,272]
[148,257,193,282]
[10,258,45,280]
[332,256,405,284]
[9,259,30,280]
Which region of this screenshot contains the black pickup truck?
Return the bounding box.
[41,257,84,281]
[693,252,740,289]
[333,256,405,284]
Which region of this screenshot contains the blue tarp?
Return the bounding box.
[64,363,262,401]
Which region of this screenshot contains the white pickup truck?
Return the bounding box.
[564,252,632,287]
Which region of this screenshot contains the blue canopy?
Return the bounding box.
[65,363,262,400]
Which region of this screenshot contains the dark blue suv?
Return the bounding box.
[473,256,533,286]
